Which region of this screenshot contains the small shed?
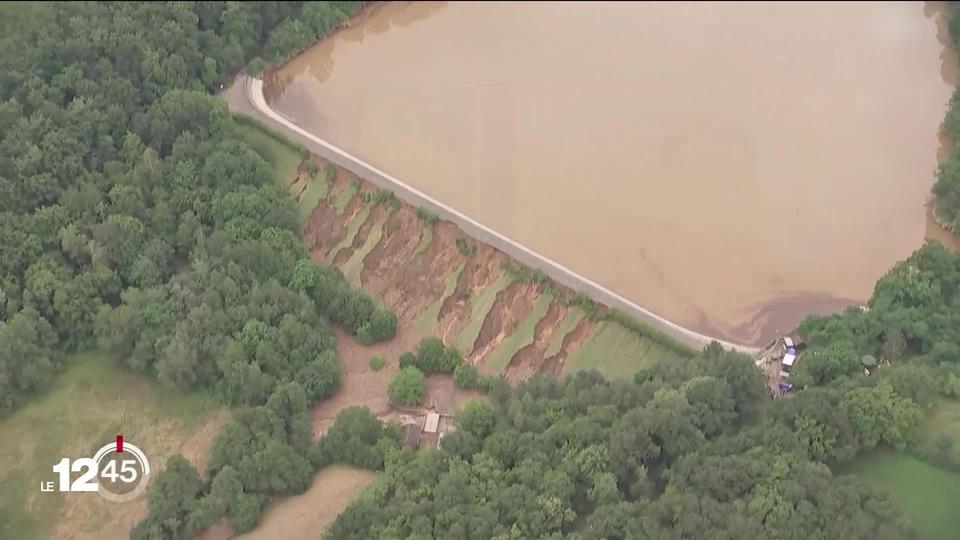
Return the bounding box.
[423,412,440,434]
[402,423,422,449]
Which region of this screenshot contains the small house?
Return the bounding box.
[402,423,422,449]
[423,412,440,434]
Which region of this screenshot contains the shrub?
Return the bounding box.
[416,206,438,225]
[365,188,397,208]
[247,57,266,76]
[306,162,319,178]
[477,375,503,394]
[324,163,336,183]
[455,238,475,257]
[399,351,417,369]
[388,367,426,406]
[453,363,478,389]
[369,308,398,342]
[369,355,385,371]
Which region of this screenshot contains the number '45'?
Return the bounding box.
[101,459,138,483]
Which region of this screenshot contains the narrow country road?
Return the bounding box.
[221,75,762,355]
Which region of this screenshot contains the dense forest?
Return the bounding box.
[0,1,378,536]
[0,1,959,539]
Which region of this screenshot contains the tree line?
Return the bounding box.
[933,2,960,233]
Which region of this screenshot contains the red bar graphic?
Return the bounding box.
[116,434,123,453]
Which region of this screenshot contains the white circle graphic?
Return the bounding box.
[91,441,151,503]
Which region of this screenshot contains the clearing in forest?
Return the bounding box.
[0,351,225,540]
[236,466,377,540]
[843,449,960,540]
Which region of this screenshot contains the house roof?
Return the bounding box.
[402,423,422,448]
[424,412,440,434]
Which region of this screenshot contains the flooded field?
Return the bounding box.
[266,1,955,345]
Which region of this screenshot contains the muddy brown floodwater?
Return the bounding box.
[267,1,957,345]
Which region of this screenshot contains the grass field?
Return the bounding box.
[842,449,960,540]
[333,180,359,216]
[481,294,552,375]
[327,203,373,264]
[296,168,330,218]
[237,466,377,540]
[416,263,466,332]
[564,321,685,379]
[341,210,390,287]
[544,307,586,358]
[453,274,513,353]
[233,122,301,186]
[0,351,223,540]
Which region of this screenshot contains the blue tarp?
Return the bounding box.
[778,381,793,391]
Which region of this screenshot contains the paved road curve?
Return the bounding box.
[222,75,761,354]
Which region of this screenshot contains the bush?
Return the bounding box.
[453,363,479,389]
[369,308,398,342]
[324,163,336,183]
[369,355,385,371]
[247,57,266,76]
[416,207,438,225]
[306,162,319,178]
[456,237,475,257]
[388,367,426,406]
[477,375,503,394]
[399,351,417,369]
[400,351,417,369]
[365,188,397,208]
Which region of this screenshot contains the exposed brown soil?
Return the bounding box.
[541,317,597,375]
[333,203,385,266]
[304,190,362,262]
[436,245,506,343]
[310,324,427,439]
[423,374,484,415]
[360,205,423,296]
[505,300,567,382]
[379,221,465,322]
[469,281,539,362]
